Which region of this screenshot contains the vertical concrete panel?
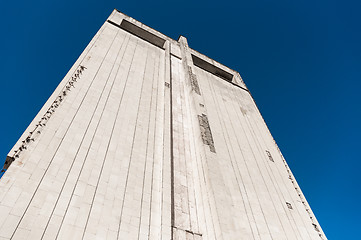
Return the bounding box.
[160,42,172,240]
[195,67,256,240]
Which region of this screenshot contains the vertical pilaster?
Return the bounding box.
[170,36,222,239]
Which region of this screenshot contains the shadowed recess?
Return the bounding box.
[192,54,233,82]
[107,19,166,49]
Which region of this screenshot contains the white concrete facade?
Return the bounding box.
[0,10,326,240]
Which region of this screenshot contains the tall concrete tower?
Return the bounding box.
[0,10,326,240]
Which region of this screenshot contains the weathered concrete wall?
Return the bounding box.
[0,9,326,240]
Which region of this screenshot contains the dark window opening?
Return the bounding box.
[191,55,233,82]
[107,19,166,49]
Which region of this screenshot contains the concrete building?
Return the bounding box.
[0,10,326,240]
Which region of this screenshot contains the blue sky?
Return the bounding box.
[1,0,360,238]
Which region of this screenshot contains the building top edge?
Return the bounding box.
[112,9,247,89]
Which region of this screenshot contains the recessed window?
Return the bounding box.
[107,19,166,49]
[192,55,233,82]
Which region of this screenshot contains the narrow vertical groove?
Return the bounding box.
[160,41,171,239]
[169,42,175,239]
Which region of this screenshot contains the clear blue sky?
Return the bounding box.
[1,0,360,238]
